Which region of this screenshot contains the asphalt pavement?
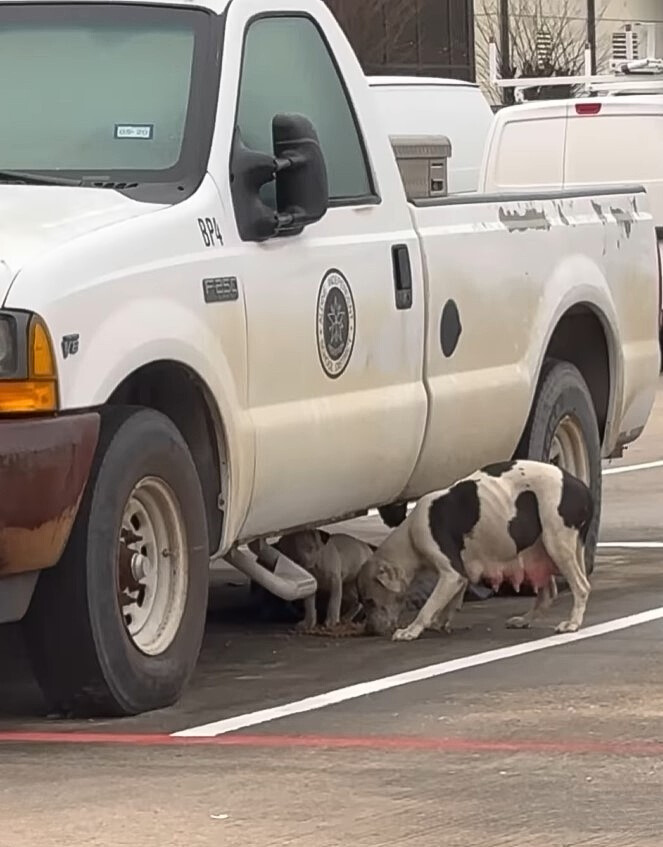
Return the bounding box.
[2,383,663,846]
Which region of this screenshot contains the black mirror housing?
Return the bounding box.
[229,114,329,243]
[272,113,329,236]
[230,129,280,243]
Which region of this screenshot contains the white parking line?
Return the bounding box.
[603,459,663,476]
[598,541,663,549]
[172,606,663,738]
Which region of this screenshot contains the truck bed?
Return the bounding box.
[402,184,660,498]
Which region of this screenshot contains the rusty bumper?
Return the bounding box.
[0,413,100,576]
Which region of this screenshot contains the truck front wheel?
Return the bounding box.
[24,407,210,717]
[516,359,601,575]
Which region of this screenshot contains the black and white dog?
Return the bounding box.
[357,459,594,641]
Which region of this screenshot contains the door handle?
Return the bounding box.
[392,244,413,310]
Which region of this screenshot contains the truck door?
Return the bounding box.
[223,5,427,536]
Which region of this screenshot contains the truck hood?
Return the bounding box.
[0,185,163,295]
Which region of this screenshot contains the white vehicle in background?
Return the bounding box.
[368,75,494,194]
[480,95,663,219]
[485,44,663,348]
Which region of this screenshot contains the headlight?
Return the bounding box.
[0,311,58,413]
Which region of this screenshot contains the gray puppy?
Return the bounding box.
[357,460,592,641]
[253,529,375,631]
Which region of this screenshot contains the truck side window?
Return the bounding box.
[236,15,374,207]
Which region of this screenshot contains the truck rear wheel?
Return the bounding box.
[516,359,601,575]
[24,406,209,717]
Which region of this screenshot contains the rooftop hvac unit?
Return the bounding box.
[610,23,657,70]
[611,28,639,63]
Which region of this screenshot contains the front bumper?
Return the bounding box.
[0,412,99,576]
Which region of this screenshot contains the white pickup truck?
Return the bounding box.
[0,0,659,718]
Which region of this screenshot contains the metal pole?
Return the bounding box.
[499,0,512,103]
[587,0,597,74]
[467,0,476,82]
[499,0,510,75]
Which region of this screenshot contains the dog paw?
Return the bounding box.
[392,626,422,642]
[506,615,531,630]
[555,620,579,634]
[295,620,317,634]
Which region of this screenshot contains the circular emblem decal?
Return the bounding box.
[316,269,356,378]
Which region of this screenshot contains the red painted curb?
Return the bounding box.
[1,731,662,757]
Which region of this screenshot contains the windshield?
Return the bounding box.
[0,3,218,201]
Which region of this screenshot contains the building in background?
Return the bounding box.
[323,0,663,103]
[475,1,663,103]
[323,0,475,80]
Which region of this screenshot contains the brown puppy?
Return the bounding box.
[258,529,374,631]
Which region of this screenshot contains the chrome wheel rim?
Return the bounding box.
[117,477,188,656]
[548,414,591,485]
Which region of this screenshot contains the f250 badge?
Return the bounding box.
[316,269,355,379]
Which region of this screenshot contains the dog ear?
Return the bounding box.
[375,563,403,593]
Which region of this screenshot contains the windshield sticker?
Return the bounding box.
[114,124,154,140]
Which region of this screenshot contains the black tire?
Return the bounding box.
[515,358,601,576]
[23,406,209,717]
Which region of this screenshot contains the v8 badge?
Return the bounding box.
[61,333,80,359]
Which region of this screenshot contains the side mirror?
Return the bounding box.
[229,133,280,243]
[230,113,329,242]
[272,113,329,236]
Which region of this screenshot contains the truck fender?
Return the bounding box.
[63,297,254,550]
[524,270,623,451]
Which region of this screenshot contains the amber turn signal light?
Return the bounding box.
[30,318,56,378]
[0,379,57,412]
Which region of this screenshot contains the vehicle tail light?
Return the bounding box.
[575,102,602,115]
